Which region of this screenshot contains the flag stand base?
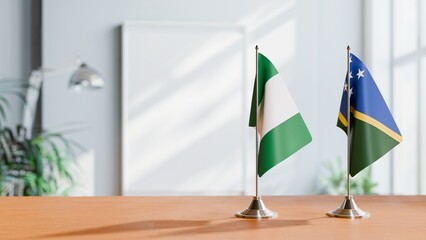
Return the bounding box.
[327,195,370,219]
[236,196,278,219]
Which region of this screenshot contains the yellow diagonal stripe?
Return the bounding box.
[338,112,348,127]
[351,109,402,142]
[338,108,402,142]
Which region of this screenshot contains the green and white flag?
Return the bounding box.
[249,53,312,177]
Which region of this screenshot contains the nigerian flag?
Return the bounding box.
[337,53,402,176]
[249,53,312,177]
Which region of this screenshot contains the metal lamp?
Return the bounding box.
[68,63,104,90]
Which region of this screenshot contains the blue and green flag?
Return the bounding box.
[338,53,402,177]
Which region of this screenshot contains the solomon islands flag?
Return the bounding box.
[337,53,402,177]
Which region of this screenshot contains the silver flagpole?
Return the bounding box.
[346,45,351,198]
[255,45,259,198]
[236,45,277,219]
[327,46,369,219]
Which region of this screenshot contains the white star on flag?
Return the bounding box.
[356,69,365,79]
[343,84,354,96]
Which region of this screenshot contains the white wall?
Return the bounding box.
[42,0,363,195]
[366,0,426,195]
[0,0,32,127]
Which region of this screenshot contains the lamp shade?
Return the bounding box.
[69,63,104,90]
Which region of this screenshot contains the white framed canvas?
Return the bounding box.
[121,21,248,195]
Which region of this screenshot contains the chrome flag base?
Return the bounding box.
[327,195,370,219]
[236,196,278,219]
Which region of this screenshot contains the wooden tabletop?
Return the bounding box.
[1,195,425,239]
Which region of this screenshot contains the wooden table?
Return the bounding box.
[1,196,425,239]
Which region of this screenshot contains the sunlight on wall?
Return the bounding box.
[393,62,418,194]
[172,31,243,79]
[242,0,294,30]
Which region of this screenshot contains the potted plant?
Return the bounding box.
[0,79,80,196]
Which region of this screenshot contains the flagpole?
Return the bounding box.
[326,46,369,219]
[255,45,259,198]
[236,45,277,219]
[346,45,351,198]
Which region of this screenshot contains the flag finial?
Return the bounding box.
[255,45,259,50]
[347,45,351,51]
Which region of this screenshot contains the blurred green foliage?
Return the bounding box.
[0,79,81,196]
[319,156,378,195]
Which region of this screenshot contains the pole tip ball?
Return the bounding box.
[347,45,351,50]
